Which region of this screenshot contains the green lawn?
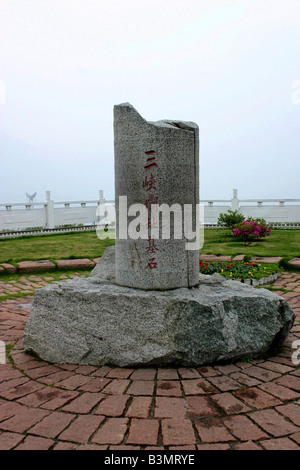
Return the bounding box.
[201,228,300,259]
[0,229,299,264]
[0,231,115,263]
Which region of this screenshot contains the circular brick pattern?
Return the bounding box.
[0,273,300,450]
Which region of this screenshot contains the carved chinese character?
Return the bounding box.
[144,150,157,170]
[147,216,159,229]
[146,258,157,270]
[142,174,156,191]
[146,237,159,254]
[145,194,158,210]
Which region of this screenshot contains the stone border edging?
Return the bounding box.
[0,258,100,275]
[233,273,280,287]
[0,254,298,276]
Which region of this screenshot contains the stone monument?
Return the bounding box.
[23,104,295,367]
[114,103,199,290]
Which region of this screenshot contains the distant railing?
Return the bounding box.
[1,189,300,234]
[0,225,99,239]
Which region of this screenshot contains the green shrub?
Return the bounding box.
[218,210,244,229]
[232,219,272,245]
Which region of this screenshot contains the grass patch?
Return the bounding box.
[201,229,300,259]
[0,229,299,264]
[5,344,14,356]
[261,286,289,294]
[279,258,300,273]
[0,269,90,283]
[0,231,115,263]
[0,292,35,302]
[0,270,91,301]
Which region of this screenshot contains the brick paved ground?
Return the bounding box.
[0,271,300,450]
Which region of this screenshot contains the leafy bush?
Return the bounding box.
[246,217,273,238]
[218,210,244,229]
[232,218,272,245]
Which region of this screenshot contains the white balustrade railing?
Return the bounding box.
[1,189,300,233]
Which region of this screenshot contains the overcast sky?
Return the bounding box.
[0,0,299,203]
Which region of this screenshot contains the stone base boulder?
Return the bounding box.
[23,247,295,367]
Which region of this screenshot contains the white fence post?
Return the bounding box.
[45,191,55,229]
[231,188,239,211]
[97,189,107,224]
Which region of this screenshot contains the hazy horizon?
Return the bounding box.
[1,0,300,204]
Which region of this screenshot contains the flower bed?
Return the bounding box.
[199,260,281,286]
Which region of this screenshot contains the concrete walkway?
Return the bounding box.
[0,272,300,450]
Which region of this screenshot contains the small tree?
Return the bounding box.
[218,210,244,229]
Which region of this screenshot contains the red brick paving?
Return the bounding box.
[186,396,219,418]
[161,418,196,446]
[194,417,235,443]
[127,418,159,446]
[92,418,128,445]
[17,261,56,274]
[59,415,105,444]
[0,271,300,450]
[154,397,187,418]
[55,259,95,270]
[126,397,153,418]
[95,395,129,417]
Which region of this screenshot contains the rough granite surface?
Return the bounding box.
[114,103,199,290]
[23,247,295,367]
